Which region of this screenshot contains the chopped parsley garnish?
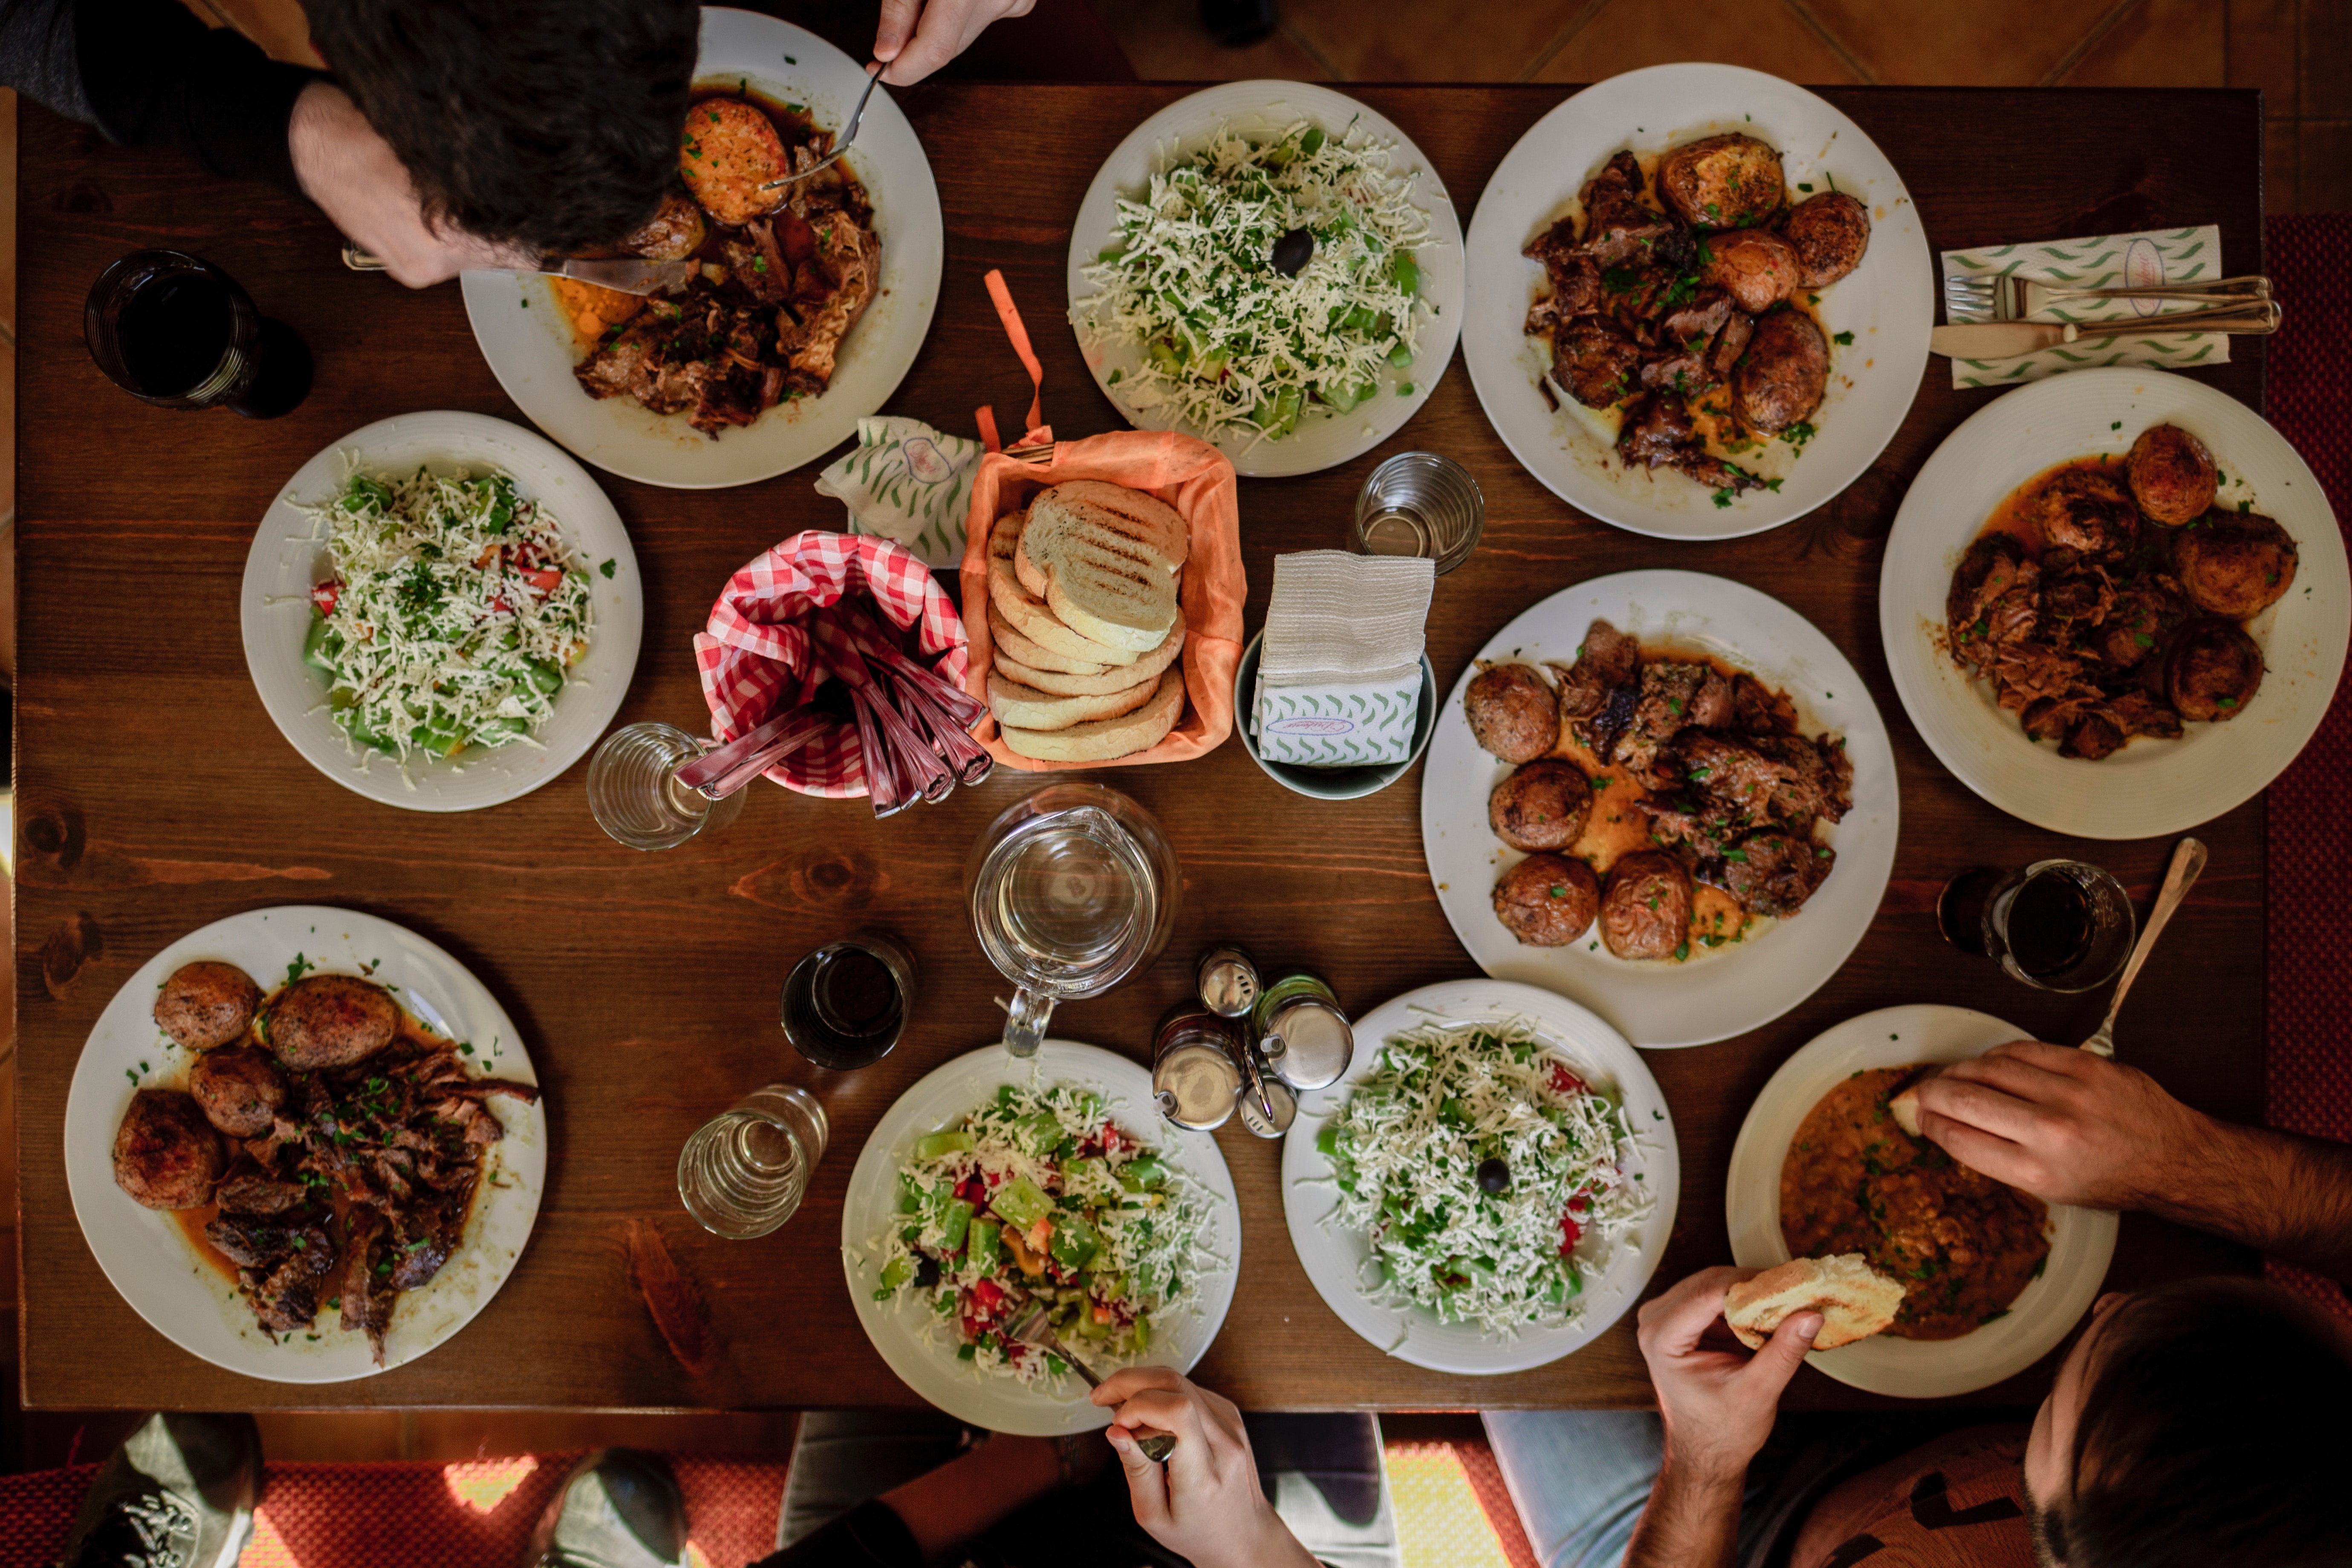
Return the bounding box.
[1833,330,1855,346]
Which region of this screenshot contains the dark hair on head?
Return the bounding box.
[2049,1277,2352,1568]
[304,0,699,254]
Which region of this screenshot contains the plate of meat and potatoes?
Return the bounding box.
[1421,571,1898,1048]
[1461,63,1933,540]
[64,906,545,1382]
[1881,367,2350,838]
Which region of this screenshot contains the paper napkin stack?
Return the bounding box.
[1254,552,1434,767]
[814,416,982,568]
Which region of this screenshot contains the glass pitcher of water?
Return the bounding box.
[965,783,1180,1056]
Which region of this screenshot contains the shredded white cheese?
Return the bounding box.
[1317,1015,1650,1338]
[1072,119,1440,448]
[302,467,594,771]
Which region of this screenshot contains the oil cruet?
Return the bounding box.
[964,782,1180,1056]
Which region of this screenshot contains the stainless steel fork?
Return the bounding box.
[1943,270,2271,322]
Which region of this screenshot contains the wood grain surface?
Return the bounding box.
[14,79,2268,1411]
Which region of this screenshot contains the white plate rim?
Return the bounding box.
[840,1039,1242,1435]
[1724,1003,2116,1399]
[1279,978,1679,1375]
[1419,569,1900,1049]
[1878,366,2352,838]
[1461,61,1935,540]
[459,7,945,491]
[1063,78,1467,479]
[237,410,644,813]
[61,904,546,1383]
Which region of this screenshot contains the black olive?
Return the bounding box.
[1476,1157,1511,1194]
[1271,227,1315,277]
[913,1253,940,1288]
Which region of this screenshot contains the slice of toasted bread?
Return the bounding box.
[988,605,1109,676]
[999,668,1185,763]
[1888,1067,1941,1138]
[1014,530,1050,598]
[1020,484,1184,654]
[986,511,1142,666]
[997,625,1183,698]
[987,669,1163,731]
[1724,1255,1906,1351]
[1029,480,1188,574]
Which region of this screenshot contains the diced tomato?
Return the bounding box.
[309,580,340,617]
[1558,1211,1583,1254]
[1568,1193,1589,1214]
[956,1177,987,1205]
[1099,1126,1124,1154]
[519,566,563,596]
[1549,1063,1586,1096]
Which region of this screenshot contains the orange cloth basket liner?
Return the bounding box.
[957,272,1244,771]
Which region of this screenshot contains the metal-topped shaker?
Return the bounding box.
[1253,970,1355,1092]
[1195,944,1261,1018]
[1151,1006,1243,1131]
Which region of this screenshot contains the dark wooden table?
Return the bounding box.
[14,81,2268,1412]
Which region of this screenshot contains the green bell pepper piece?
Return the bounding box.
[1012,1112,1063,1158]
[968,1217,1003,1271]
[1116,1155,1171,1193]
[301,612,341,676]
[935,1197,974,1254]
[1049,1214,1101,1271]
[878,1256,914,1293]
[992,1174,1052,1231]
[914,1129,976,1163]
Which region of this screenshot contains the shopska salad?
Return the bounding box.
[871,1082,1206,1383]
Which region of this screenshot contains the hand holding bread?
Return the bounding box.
[1723,1254,1906,1351]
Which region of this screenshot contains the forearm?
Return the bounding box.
[875,1434,1063,1562]
[2150,1115,2352,1289]
[64,0,320,191]
[1622,1455,1744,1568]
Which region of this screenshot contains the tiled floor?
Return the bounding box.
[2,0,2343,1470]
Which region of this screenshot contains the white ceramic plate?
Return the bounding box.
[62,906,546,1383]
[1880,367,2351,838]
[1065,80,1466,478]
[1280,979,1678,1375]
[1725,1004,2116,1399]
[240,411,642,813]
[1422,570,1898,1048]
[460,8,944,490]
[1462,63,1934,540]
[842,1040,1241,1435]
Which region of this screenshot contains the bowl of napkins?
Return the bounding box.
[1237,552,1438,800]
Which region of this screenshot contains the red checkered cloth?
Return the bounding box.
[2263,213,2352,1317]
[693,530,969,798]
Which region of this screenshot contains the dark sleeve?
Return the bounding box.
[2,0,321,194]
[746,1499,924,1568]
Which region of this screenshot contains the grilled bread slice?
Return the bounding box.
[1000,668,1185,762]
[985,511,1141,666]
[986,668,1163,731]
[996,624,1183,698]
[1020,482,1186,654]
[1724,1255,1906,1351]
[1029,480,1188,574]
[988,605,1110,676]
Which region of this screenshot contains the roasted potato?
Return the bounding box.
[155,961,260,1051]
[1494,854,1599,947]
[1781,192,1871,288]
[2172,510,2298,618]
[2165,618,2265,721]
[266,974,398,1071]
[113,1090,225,1210]
[1657,134,1784,230]
[679,98,787,226]
[1465,664,1560,765]
[2126,424,2219,526]
[1733,308,1828,435]
[1701,228,1801,314]
[191,1047,287,1138]
[1489,759,1595,852]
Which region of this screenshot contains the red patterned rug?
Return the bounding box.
[2260,213,2352,1317]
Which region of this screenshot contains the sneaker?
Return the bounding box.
[59,1413,260,1568]
[523,1450,688,1568]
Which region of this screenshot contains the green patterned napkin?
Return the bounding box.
[814,416,980,568]
[1941,225,2230,388]
[1254,551,1433,768]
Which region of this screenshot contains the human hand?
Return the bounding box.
[1910,1041,2210,1211]
[287,82,532,287]
[875,0,1037,85]
[1091,1367,1318,1568]
[1637,1267,1818,1483]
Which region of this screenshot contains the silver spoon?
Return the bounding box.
[760,62,883,194]
[2079,836,2206,1058]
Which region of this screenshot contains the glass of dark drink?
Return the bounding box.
[1938,860,2135,993]
[84,249,312,418]
[782,931,915,1070]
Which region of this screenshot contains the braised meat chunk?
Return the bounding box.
[1578,150,1685,267]
[622,190,708,261]
[113,1090,224,1210]
[1465,664,1560,764]
[2030,467,2139,558]
[1713,829,1836,917]
[1555,618,1644,720]
[1600,851,1693,960]
[266,974,398,1071]
[1555,320,1644,408]
[1494,854,1600,947]
[156,962,261,1051]
[1658,134,1784,229]
[2171,510,2298,618]
[2126,424,2218,526]
[1490,759,1595,852]
[1780,193,1871,288]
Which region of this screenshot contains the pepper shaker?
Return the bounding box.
[1151,1006,1244,1131]
[1195,945,1261,1019]
[1254,970,1356,1092]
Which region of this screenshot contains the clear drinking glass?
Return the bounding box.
[1349,452,1484,574]
[587,722,747,851]
[84,249,312,419]
[782,932,915,1071]
[677,1084,829,1239]
[965,783,1180,1056]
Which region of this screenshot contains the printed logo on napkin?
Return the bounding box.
[814,416,980,568]
[1941,226,2230,389]
[1258,684,1417,765]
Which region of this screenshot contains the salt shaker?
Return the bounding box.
[1195,945,1261,1018]
[1152,1007,1243,1131]
[1254,970,1356,1092]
